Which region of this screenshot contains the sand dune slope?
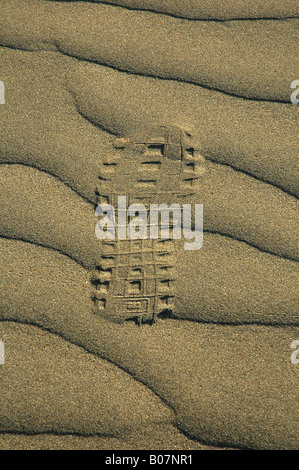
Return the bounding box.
[1,163,298,262]
[1,236,298,340]
[1,1,298,101]
[0,322,173,435]
[1,48,298,196]
[56,0,299,20]
[1,308,298,449]
[1,0,298,451]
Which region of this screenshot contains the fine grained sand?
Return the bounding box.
[1,1,299,101]
[0,0,298,450]
[1,48,298,196]
[49,0,299,20]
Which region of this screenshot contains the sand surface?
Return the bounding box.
[46,0,299,21]
[0,0,298,450]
